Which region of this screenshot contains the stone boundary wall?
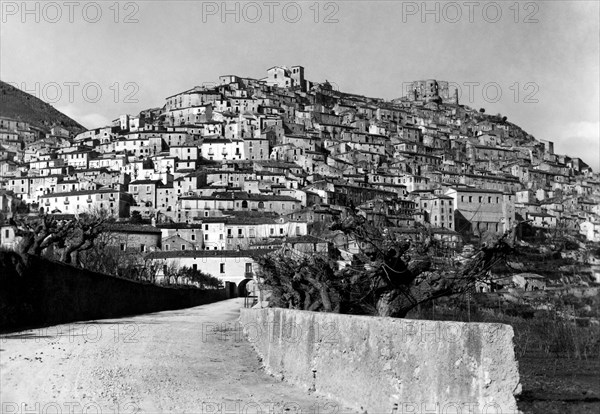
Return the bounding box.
[240,308,522,414]
[0,253,230,331]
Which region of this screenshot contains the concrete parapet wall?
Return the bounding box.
[240,308,521,414]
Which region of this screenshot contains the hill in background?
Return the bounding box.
[0,80,86,136]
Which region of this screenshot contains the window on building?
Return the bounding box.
[140,244,146,252]
[220,263,225,273]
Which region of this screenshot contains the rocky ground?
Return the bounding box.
[0,299,353,413]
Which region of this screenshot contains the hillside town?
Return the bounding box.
[1,66,599,290]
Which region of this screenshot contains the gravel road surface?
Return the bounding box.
[1,299,351,414]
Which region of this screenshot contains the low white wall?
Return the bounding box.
[240,308,522,414]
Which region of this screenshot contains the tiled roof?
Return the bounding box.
[104,223,162,234]
[145,248,273,260]
[39,188,120,198]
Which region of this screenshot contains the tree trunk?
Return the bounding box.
[376,289,412,318]
[306,277,333,312]
[308,299,322,312]
[18,234,35,257]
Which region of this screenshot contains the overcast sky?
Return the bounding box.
[1,0,598,169]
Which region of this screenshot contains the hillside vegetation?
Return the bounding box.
[0,80,85,135]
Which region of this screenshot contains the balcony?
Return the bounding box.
[63,200,70,205]
[238,234,244,238]
[227,234,233,238]
[244,272,254,279]
[86,198,93,203]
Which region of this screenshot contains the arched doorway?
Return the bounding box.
[237,278,252,297]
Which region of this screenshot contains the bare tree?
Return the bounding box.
[13,211,108,266]
[60,215,106,265]
[78,231,138,276]
[14,215,77,257]
[257,207,520,318]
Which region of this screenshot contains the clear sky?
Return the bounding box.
[1,0,598,169]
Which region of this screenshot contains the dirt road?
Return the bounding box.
[0,299,350,413]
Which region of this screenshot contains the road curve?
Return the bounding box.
[1,299,351,414]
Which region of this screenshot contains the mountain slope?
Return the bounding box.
[0,80,85,135]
